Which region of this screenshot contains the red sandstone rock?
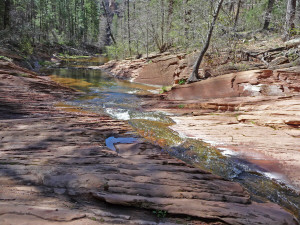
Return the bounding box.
[167,68,300,101]
[134,55,179,86]
[1,60,299,224]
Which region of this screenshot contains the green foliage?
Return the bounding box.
[243,4,265,30]
[57,53,90,59]
[289,27,300,37]
[270,0,286,30]
[160,86,169,94]
[105,44,125,60]
[103,182,109,191]
[0,56,13,62]
[287,51,299,62]
[1,0,101,47]
[20,38,33,55]
[152,210,167,218]
[178,79,186,85]
[39,60,55,67]
[178,104,185,109]
[0,0,290,59]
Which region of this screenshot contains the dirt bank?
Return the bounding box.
[0,61,299,224]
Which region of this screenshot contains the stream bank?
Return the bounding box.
[99,51,300,187]
[0,59,299,224]
[97,51,300,219]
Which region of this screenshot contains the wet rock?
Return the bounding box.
[54,188,66,195]
[167,95,300,193]
[0,61,299,224]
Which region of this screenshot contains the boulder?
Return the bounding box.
[285,38,300,48]
[269,56,289,67]
[134,55,179,86]
[167,70,262,100]
[167,67,300,101]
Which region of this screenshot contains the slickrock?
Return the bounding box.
[99,52,254,86]
[160,67,300,191]
[0,60,298,224]
[134,55,180,86]
[167,67,300,100]
[170,104,300,189]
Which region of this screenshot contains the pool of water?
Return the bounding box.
[105,136,139,152]
[48,56,300,219]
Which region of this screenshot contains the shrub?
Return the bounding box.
[20,38,34,55]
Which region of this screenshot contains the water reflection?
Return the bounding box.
[105,136,139,152]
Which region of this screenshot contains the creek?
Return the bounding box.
[46,56,300,219]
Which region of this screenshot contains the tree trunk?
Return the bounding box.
[160,0,165,50]
[101,0,116,45]
[183,0,191,45]
[3,0,11,29]
[187,0,224,83]
[127,0,132,56]
[233,0,242,30]
[263,0,275,30]
[165,0,174,47]
[283,0,296,41]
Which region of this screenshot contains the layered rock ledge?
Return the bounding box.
[139,67,300,193]
[0,60,298,224]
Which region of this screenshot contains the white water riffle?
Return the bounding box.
[105,107,131,120]
[104,106,174,123]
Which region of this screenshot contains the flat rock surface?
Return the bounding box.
[0,60,298,224]
[144,94,300,191]
[165,94,300,191]
[167,68,300,100]
[139,67,300,192]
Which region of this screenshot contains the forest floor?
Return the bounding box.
[0,59,299,224]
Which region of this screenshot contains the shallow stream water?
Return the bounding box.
[47,57,300,219]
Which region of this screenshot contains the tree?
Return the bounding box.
[283,0,296,41]
[187,0,224,83]
[126,0,132,56]
[3,0,11,29]
[233,0,242,30]
[101,0,116,45]
[263,0,275,30]
[1,0,291,58]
